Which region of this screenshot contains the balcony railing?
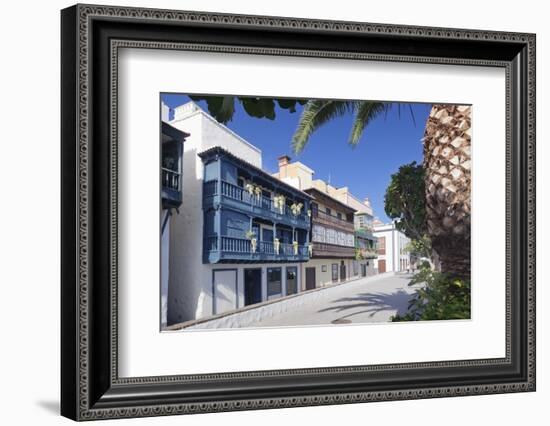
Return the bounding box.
[312,209,354,230]
[205,235,309,263]
[203,179,309,224]
[162,167,180,191]
[162,167,182,208]
[311,242,355,258]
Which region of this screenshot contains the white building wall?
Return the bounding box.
[160,211,170,328]
[373,223,411,273]
[186,262,303,320]
[299,258,356,289]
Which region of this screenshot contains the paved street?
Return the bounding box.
[249,272,421,327]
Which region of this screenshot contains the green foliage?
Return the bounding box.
[384,161,427,241]
[392,265,471,321]
[245,230,256,240]
[291,100,390,153]
[348,102,389,147]
[188,95,307,124]
[292,100,352,152]
[403,236,432,259]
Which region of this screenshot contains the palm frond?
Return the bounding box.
[348,102,388,146]
[216,96,236,124]
[408,104,417,127]
[292,100,353,153]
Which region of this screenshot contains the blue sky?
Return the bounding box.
[161,94,431,223]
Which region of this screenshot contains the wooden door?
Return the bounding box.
[340,262,346,281]
[378,259,386,273]
[305,267,316,290]
[244,268,262,306]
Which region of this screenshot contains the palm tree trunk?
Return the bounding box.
[423,105,471,278]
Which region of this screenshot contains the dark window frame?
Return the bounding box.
[285,266,298,296]
[331,263,338,282]
[267,267,283,297]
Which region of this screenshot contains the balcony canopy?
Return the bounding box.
[162,121,189,144]
[198,146,313,202]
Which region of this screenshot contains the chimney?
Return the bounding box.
[173,101,200,121]
[363,197,371,207]
[161,101,170,122]
[278,155,291,178]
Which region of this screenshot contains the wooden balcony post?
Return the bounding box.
[217,205,222,253]
[275,222,280,255]
[216,156,222,196]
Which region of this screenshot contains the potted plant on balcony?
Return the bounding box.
[273,194,286,214]
[245,230,257,253]
[245,182,254,195]
[274,237,280,254]
[365,249,378,259]
[290,202,303,217]
[292,240,299,255]
[254,185,262,201]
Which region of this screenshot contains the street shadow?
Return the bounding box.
[393,273,415,281]
[317,289,413,320]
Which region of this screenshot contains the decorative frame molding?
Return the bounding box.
[61,3,535,421]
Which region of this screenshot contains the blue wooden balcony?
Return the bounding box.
[161,167,182,209]
[161,121,188,209]
[204,235,310,263]
[203,180,311,230]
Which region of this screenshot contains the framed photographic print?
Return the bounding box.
[61,3,536,421]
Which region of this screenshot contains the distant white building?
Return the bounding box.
[373,222,410,273]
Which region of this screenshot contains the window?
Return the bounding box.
[262,227,274,242]
[326,207,331,216]
[286,267,298,295]
[326,228,336,244]
[321,265,327,272]
[311,202,319,217]
[378,236,386,255]
[267,267,282,297]
[312,224,326,243]
[337,212,342,220]
[332,264,338,282]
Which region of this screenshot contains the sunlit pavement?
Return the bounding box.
[249,272,421,327]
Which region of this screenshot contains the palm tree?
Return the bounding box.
[422,104,471,277]
[292,100,471,278]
